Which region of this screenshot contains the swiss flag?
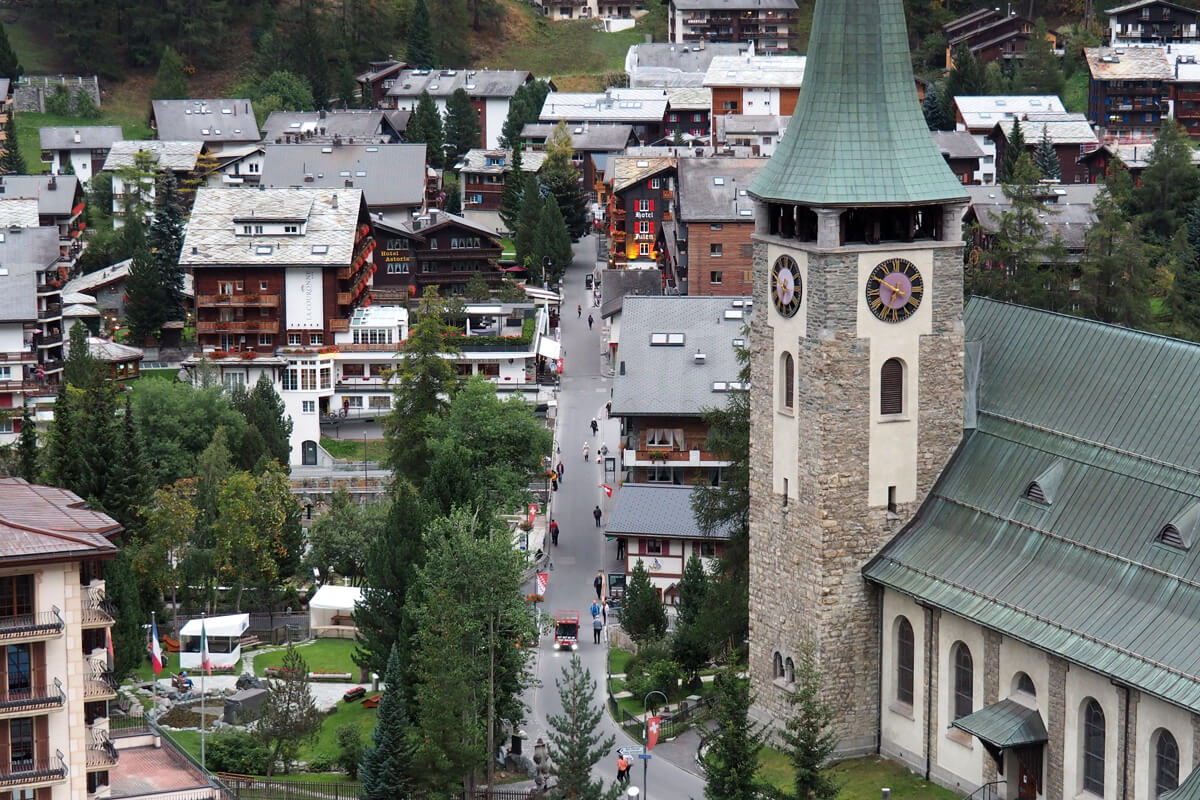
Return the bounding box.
[647,715,661,750]
[600,484,613,497]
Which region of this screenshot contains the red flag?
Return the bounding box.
[536,572,548,596]
[600,484,613,497]
[647,715,661,750]
[105,627,115,670]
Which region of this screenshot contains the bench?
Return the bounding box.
[330,614,354,626]
[238,635,263,650]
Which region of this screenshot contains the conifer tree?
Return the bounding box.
[534,194,572,285]
[406,92,445,169]
[547,655,620,800]
[443,88,481,169]
[124,243,168,342]
[944,43,988,107]
[540,122,588,240]
[150,46,189,100]
[672,554,711,682]
[1133,120,1200,243]
[259,644,322,776]
[999,118,1026,184]
[16,407,37,482]
[1033,125,1060,180]
[499,96,531,150]
[105,395,148,525]
[0,24,23,79]
[921,84,951,131]
[514,179,542,271]
[777,643,839,800]
[233,373,293,470]
[0,113,25,174]
[147,171,187,318]
[619,560,667,646]
[1079,186,1151,327]
[1014,19,1064,97]
[702,667,766,800]
[406,0,437,69]
[498,146,527,234]
[360,644,416,800]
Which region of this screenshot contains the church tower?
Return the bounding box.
[746,0,968,754]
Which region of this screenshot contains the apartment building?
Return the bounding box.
[953,95,1068,183]
[38,127,122,184]
[1107,0,1200,45]
[669,0,797,52]
[382,69,533,150]
[1085,46,1172,139]
[605,156,677,270]
[101,141,203,229]
[702,51,807,119]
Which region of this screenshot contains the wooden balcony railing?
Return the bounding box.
[196,294,280,308]
[196,320,280,334]
[329,319,350,333]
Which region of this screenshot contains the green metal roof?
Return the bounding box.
[951,699,1048,748]
[865,299,1200,714]
[1162,764,1200,800]
[748,0,968,207]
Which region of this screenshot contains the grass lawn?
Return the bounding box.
[757,752,961,800]
[131,650,181,683]
[500,237,515,258]
[140,368,180,382]
[1063,70,1089,115]
[3,10,67,75]
[15,110,155,175]
[319,437,388,462]
[477,0,649,76]
[609,647,633,675]
[253,639,361,677]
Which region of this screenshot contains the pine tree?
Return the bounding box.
[147,171,187,318]
[0,113,25,174]
[922,84,950,132]
[534,194,572,285]
[247,372,293,468]
[64,322,105,391]
[106,549,145,679]
[443,88,481,168]
[514,179,542,272]
[406,0,437,69]
[124,242,168,342]
[1133,120,1200,243]
[406,92,445,169]
[540,122,588,240]
[498,146,527,234]
[619,560,667,646]
[702,667,766,800]
[777,643,839,800]
[944,43,988,106]
[259,643,323,776]
[547,655,620,800]
[1033,125,1060,180]
[672,555,710,682]
[360,644,416,800]
[0,24,23,79]
[1013,19,1065,97]
[150,46,189,100]
[1080,186,1151,327]
[999,118,1026,184]
[104,395,148,526]
[16,407,37,482]
[499,96,532,150]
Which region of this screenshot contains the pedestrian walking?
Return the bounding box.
[590,418,599,435]
[594,506,603,528]
[601,601,608,626]
[592,615,603,644]
[556,462,564,481]
[616,755,629,785]
[594,570,604,599]
[590,600,600,618]
[588,314,594,330]
[605,400,612,417]
[583,442,590,462]
[577,304,582,318]
[600,442,609,457]
[551,474,558,492]
[550,519,560,546]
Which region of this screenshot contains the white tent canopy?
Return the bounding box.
[309,585,363,611]
[310,585,363,638]
[179,614,249,638]
[179,614,249,669]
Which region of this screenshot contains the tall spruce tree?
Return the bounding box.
[1014,19,1064,97]
[514,179,542,271]
[944,43,988,114]
[406,0,437,69]
[547,655,620,800]
[150,46,189,100]
[619,560,667,646]
[999,118,1026,184]
[1033,125,1060,180]
[234,373,293,470]
[702,667,767,800]
[444,88,481,168]
[359,643,416,799]
[672,554,711,682]
[147,171,187,318]
[1133,120,1200,243]
[1079,186,1152,327]
[498,145,527,234]
[0,24,23,79]
[124,242,168,342]
[921,84,951,131]
[533,194,573,285]
[0,113,25,174]
[499,96,532,150]
[406,92,445,169]
[776,643,839,800]
[540,122,588,240]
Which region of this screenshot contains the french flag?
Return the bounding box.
[150,615,164,675]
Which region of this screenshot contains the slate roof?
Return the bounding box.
[677,158,762,222]
[101,140,203,172]
[702,54,807,88]
[749,0,968,207]
[954,95,1067,132]
[605,484,734,539]
[0,199,42,228]
[599,268,663,319]
[259,143,427,209]
[540,90,669,124]
[865,298,1200,715]
[966,184,1099,251]
[671,0,795,8]
[993,114,1099,146]
[261,110,402,143]
[38,125,123,151]
[717,114,784,136]
[610,295,751,416]
[0,175,81,217]
[932,130,986,160]
[355,59,404,83]
[0,227,67,319]
[386,69,530,99]
[460,149,548,175]
[519,124,634,151]
[610,156,676,193]
[626,43,746,88]
[1105,0,1195,14]
[1085,46,1173,80]
[151,99,259,143]
[666,87,711,110]
[66,336,144,363]
[64,259,195,298]
[180,187,366,268]
[1078,141,1200,169]
[0,478,120,561]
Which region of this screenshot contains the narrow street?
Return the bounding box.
[523,234,707,800]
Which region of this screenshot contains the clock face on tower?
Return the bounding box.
[866,257,923,323]
[771,255,802,318]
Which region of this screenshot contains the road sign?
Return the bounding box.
[617,745,645,757]
[638,754,652,760]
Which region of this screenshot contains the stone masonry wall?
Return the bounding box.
[983,630,1002,784]
[1047,655,1068,800]
[14,76,101,113]
[927,607,940,766]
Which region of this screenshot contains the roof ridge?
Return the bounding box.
[0,514,118,550]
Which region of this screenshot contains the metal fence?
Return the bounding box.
[217,776,536,800]
[172,613,311,646]
[608,686,708,745]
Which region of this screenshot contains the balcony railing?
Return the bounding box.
[0,610,63,642]
[661,189,674,200]
[85,724,117,771]
[0,679,64,715]
[196,320,280,334]
[336,342,400,352]
[0,380,39,392]
[84,657,117,700]
[329,319,350,333]
[37,303,62,321]
[196,294,280,308]
[81,581,114,629]
[0,752,68,788]
[0,352,36,363]
[336,292,353,306]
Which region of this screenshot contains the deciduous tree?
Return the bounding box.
[305,488,386,585]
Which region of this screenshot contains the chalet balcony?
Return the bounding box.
[684,15,708,24]
[0,753,68,789]
[336,292,353,306]
[196,320,280,334]
[610,229,627,240]
[0,379,39,392]
[0,352,36,364]
[336,376,393,391]
[196,293,280,308]
[85,722,118,772]
[661,189,674,200]
[329,319,350,333]
[84,654,117,701]
[1177,91,1200,102]
[80,581,114,629]
[37,303,62,322]
[0,610,63,644]
[40,360,63,374]
[0,680,65,719]
[337,342,401,353]
[623,448,731,468]
[662,211,674,221]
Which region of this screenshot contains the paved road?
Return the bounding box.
[522,235,706,800]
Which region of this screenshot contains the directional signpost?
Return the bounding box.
[618,745,645,757]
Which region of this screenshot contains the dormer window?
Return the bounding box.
[1024,460,1064,505]
[1024,482,1048,504]
[1159,525,1186,549]
[284,225,299,234]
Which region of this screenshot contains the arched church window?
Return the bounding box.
[952,642,973,720]
[780,352,794,411]
[881,358,904,416]
[896,617,914,706]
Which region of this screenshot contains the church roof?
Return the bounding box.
[865,298,1200,714]
[748,0,968,207]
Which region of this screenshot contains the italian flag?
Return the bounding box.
[200,618,212,675]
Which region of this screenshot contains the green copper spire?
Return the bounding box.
[749,0,968,207]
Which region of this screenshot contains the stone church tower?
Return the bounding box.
[746,0,969,754]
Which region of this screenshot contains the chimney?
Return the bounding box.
[319,109,327,120]
[73,130,81,143]
[332,194,339,209]
[47,175,57,190]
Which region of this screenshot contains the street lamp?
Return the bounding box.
[627,787,640,800]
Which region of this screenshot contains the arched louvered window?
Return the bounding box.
[780,352,795,411]
[952,642,973,720]
[896,617,914,706]
[1083,699,1106,796]
[773,651,783,679]
[784,658,794,684]
[1159,524,1186,549]
[880,358,904,416]
[1025,482,1047,504]
[1155,729,1179,798]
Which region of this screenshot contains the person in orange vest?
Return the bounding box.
[616,754,630,785]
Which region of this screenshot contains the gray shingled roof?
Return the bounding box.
[261,110,402,143]
[703,54,806,88]
[0,199,42,228]
[540,90,669,124]
[627,43,746,88]
[1085,46,1173,80]
[0,175,82,217]
[717,114,783,136]
[259,143,427,209]
[933,130,986,160]
[386,69,530,99]
[151,99,259,143]
[0,227,65,323]
[599,269,662,319]
[605,483,734,539]
[519,123,635,151]
[39,126,123,151]
[180,187,366,268]
[460,149,548,174]
[677,158,762,222]
[611,295,751,416]
[967,184,1099,251]
[993,115,1098,146]
[1105,0,1195,15]
[666,87,711,110]
[671,0,795,8]
[101,140,203,172]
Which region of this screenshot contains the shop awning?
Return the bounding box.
[951,698,1047,749]
[537,337,562,360]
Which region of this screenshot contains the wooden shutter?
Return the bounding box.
[880,359,904,415]
[649,199,655,213]
[34,715,47,765]
[31,642,44,691]
[0,718,9,772]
